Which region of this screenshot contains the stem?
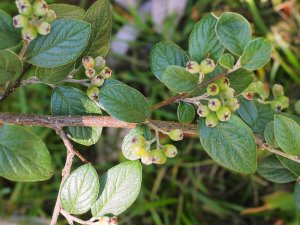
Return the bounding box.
[65,78,90,87]
[19,41,29,60]
[60,209,96,225]
[261,143,300,164]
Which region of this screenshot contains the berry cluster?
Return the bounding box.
[186,58,216,83]
[82,56,112,100]
[13,0,57,42]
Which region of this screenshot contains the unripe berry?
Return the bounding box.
[242,91,254,100]
[33,0,48,16]
[44,9,57,22]
[208,98,222,112]
[271,100,283,112]
[85,69,96,78]
[86,86,99,100]
[199,58,215,74]
[151,149,167,164]
[207,83,219,96]
[91,75,105,87]
[129,134,147,150]
[255,81,270,99]
[186,61,200,74]
[95,56,106,69]
[215,77,230,91]
[168,129,183,141]
[220,87,235,101]
[197,105,210,117]
[162,144,177,158]
[13,15,28,28]
[82,56,95,70]
[226,98,240,112]
[216,106,231,122]
[205,113,219,128]
[100,67,112,78]
[140,150,153,165]
[21,25,37,42]
[295,100,300,115]
[16,0,33,16]
[277,96,289,109]
[37,21,51,35]
[272,84,284,98]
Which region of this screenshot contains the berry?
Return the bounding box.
[295,100,300,115]
[199,58,215,74]
[271,100,283,112]
[186,61,200,74]
[21,25,37,42]
[255,81,270,99]
[242,91,254,100]
[16,0,33,16]
[220,87,235,101]
[151,149,167,164]
[216,106,231,122]
[205,113,219,128]
[272,84,284,98]
[86,86,99,100]
[197,105,210,117]
[37,21,51,35]
[168,129,183,141]
[130,135,147,150]
[215,77,230,91]
[82,56,95,70]
[33,0,48,17]
[277,96,289,109]
[100,67,112,78]
[140,150,153,165]
[13,15,28,28]
[226,98,240,111]
[95,56,106,69]
[208,98,222,112]
[44,9,57,22]
[91,75,105,87]
[207,83,219,96]
[98,216,118,225]
[162,144,177,158]
[85,69,96,78]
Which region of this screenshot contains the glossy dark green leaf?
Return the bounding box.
[49,4,85,20]
[251,102,275,133]
[0,50,22,84]
[35,63,74,84]
[177,102,195,123]
[237,96,258,127]
[228,68,254,95]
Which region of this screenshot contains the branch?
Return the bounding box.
[261,143,300,164]
[60,209,96,225]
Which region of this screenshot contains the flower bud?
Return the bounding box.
[215,77,230,91]
[140,150,153,165]
[186,61,200,74]
[197,105,210,117]
[86,86,99,100]
[205,113,219,128]
[13,15,28,28]
[33,0,48,16]
[37,21,51,35]
[277,96,289,109]
[168,129,183,141]
[216,106,231,122]
[226,98,240,112]
[100,67,112,79]
[44,9,57,22]
[207,83,219,96]
[151,149,167,164]
[208,98,222,112]
[162,144,177,158]
[295,100,300,115]
[95,56,106,69]
[16,0,33,16]
[242,91,254,100]
[91,75,105,87]
[21,25,37,42]
[199,58,215,74]
[85,69,96,78]
[271,100,283,112]
[272,84,284,98]
[82,56,95,70]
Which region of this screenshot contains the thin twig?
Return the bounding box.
[60,209,96,225]
[261,143,300,163]
[19,41,29,60]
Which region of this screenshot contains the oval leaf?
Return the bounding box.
[61,164,99,215]
[277,155,300,177]
[0,50,23,84]
[228,68,254,95]
[216,12,251,56]
[177,102,195,123]
[49,4,85,20]
[198,115,257,174]
[99,84,150,123]
[27,19,91,68]
[0,125,53,182]
[237,96,258,127]
[219,53,235,69]
[91,161,142,217]
[51,86,102,146]
[264,122,279,148]
[36,63,74,84]
[251,102,275,133]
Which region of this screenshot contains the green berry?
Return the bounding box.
[130,134,147,149]
[82,56,95,70]
[216,106,231,122]
[168,129,183,141]
[151,149,167,164]
[205,113,219,128]
[295,100,300,115]
[215,77,230,91]
[207,83,219,96]
[85,69,96,78]
[255,81,270,99]
[140,150,153,165]
[21,25,37,42]
[13,15,28,28]
[162,144,177,158]
[208,98,222,112]
[100,67,112,78]
[199,58,215,74]
[37,21,51,35]
[277,96,289,109]
[242,91,254,100]
[226,98,240,112]
[95,56,106,69]
[16,0,33,16]
[271,100,283,112]
[86,86,99,100]
[186,61,200,74]
[220,87,235,101]
[44,9,57,22]
[33,0,48,16]
[197,105,210,117]
[91,75,105,87]
[272,84,284,98]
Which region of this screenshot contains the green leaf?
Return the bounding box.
[216,12,251,56]
[219,53,235,69]
[0,10,21,50]
[189,13,224,62]
[27,19,91,68]
[91,161,142,217]
[277,156,300,177]
[99,84,150,123]
[264,122,279,148]
[274,115,300,155]
[82,0,112,57]
[251,102,275,133]
[150,41,189,81]
[241,38,272,70]
[51,86,102,146]
[49,4,85,20]
[60,164,99,215]
[198,115,257,174]
[0,125,53,182]
[35,63,74,84]
[161,66,198,93]
[257,155,297,183]
[228,68,254,95]
[0,50,23,84]
[237,96,258,127]
[177,102,195,123]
